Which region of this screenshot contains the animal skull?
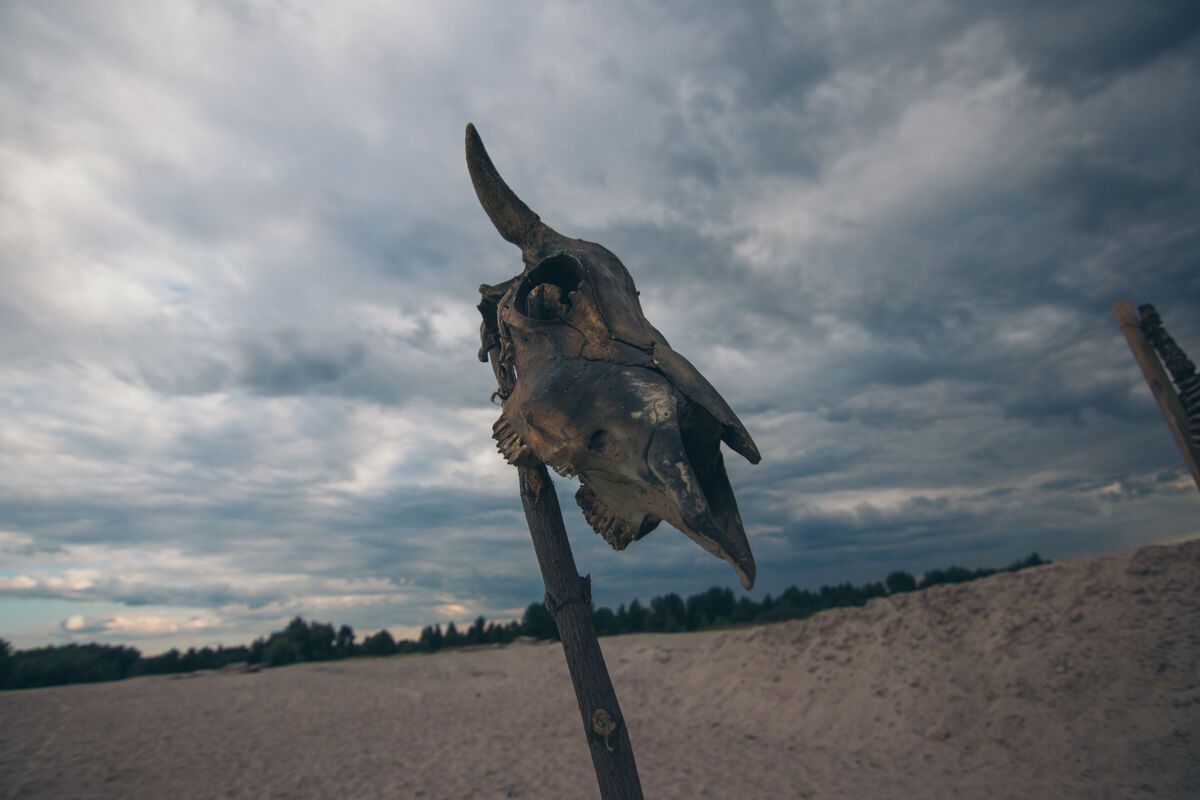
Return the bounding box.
[467,124,760,589]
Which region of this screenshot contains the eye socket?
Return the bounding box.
[515,254,584,318]
[587,429,609,453]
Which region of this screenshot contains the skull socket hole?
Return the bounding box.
[679,401,730,521]
[517,255,584,320]
[588,429,609,453]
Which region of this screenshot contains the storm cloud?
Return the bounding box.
[1,0,1197,652]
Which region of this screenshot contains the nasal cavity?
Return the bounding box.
[517,254,584,319]
[588,429,609,453]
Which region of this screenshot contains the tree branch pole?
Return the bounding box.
[1112,300,1200,494]
[517,462,645,800]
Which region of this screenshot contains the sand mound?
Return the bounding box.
[1,539,1196,799]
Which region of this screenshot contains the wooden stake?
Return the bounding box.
[517,462,644,800]
[1112,300,1200,493]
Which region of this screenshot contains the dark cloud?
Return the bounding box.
[1033,144,1190,234]
[235,329,368,397]
[1,0,1197,652]
[978,0,1200,94]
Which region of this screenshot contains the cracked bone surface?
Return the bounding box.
[468,123,760,589]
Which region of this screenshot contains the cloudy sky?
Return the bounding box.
[2,1,1198,653]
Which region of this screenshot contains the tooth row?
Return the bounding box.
[547,456,577,480]
[492,417,533,466]
[575,483,636,551]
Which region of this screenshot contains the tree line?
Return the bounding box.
[0,552,1046,691]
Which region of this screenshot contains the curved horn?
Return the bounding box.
[465,123,552,250]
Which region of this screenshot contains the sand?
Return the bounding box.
[1,538,1197,799]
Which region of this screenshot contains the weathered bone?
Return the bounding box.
[466,123,567,266]
[470,124,760,589]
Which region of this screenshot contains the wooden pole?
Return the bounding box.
[517,462,645,800]
[1112,300,1200,493]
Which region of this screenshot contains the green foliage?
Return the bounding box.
[686,587,736,631]
[0,638,11,687]
[133,644,249,676]
[521,602,558,640]
[280,617,336,661]
[1015,552,1046,569]
[3,643,140,690]
[245,617,341,668]
[361,629,397,656]
[263,636,300,667]
[336,624,355,656]
[592,606,619,636]
[0,551,1050,691]
[625,599,648,633]
[418,623,444,652]
[466,616,487,645]
[648,593,686,632]
[919,553,1045,589]
[886,570,917,593]
[922,565,977,587]
[581,553,1047,636]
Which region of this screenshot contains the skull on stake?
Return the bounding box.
[468,124,760,589]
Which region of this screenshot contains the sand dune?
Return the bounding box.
[2,539,1197,799]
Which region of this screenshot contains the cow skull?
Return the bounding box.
[467,124,760,589]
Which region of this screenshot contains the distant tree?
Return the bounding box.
[263,636,299,667]
[686,587,736,630]
[613,604,629,633]
[922,566,975,587]
[1014,552,1047,570]
[467,616,487,645]
[283,617,309,647]
[307,621,336,661]
[419,624,445,651]
[336,624,355,657]
[248,636,266,664]
[133,648,179,676]
[648,593,686,632]
[860,582,887,602]
[625,599,647,633]
[754,587,806,623]
[362,629,397,656]
[521,603,558,640]
[886,571,917,593]
[592,606,618,636]
[759,593,775,616]
[818,582,862,609]
[179,647,200,672]
[217,645,251,667]
[5,643,141,689]
[0,638,12,688]
[777,586,817,619]
[395,636,422,655]
[731,597,759,624]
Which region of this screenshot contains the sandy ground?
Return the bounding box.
[1,538,1197,799]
